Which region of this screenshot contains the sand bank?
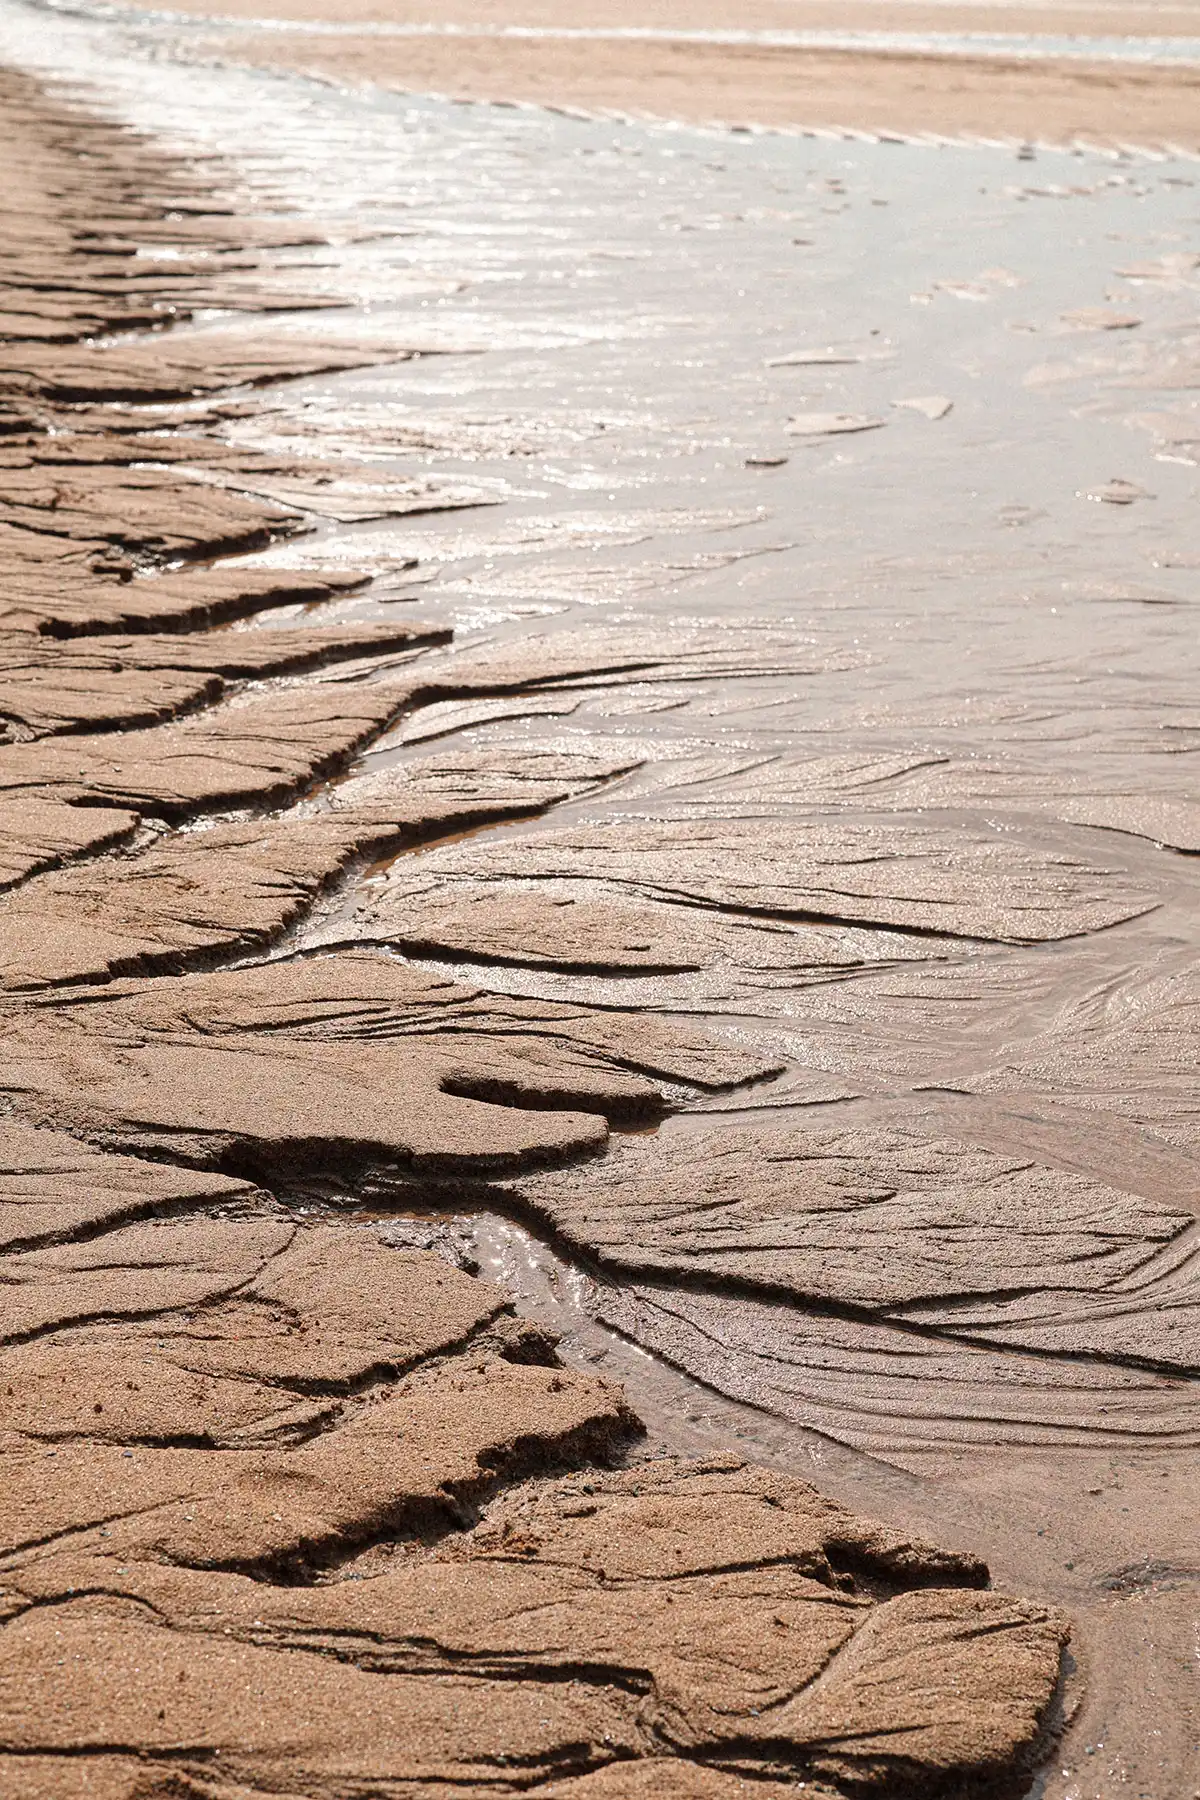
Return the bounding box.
[100,0,1200,147]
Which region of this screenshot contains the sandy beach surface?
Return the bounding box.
[0,0,1197,1796]
[101,0,1200,147]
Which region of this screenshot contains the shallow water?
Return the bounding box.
[2,0,1198,1788]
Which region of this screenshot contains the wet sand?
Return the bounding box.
[0,0,1198,1796]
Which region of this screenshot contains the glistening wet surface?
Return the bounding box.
[1,0,1198,1791]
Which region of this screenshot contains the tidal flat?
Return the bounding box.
[0,2,1196,1795]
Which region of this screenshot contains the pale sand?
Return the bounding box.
[113,0,1200,148]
